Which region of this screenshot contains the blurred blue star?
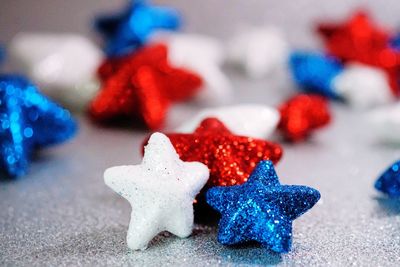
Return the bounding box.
[289,51,344,99]
[206,160,320,253]
[95,0,181,57]
[375,160,400,198]
[0,75,77,178]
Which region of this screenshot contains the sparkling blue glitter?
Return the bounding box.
[289,51,344,99]
[0,75,77,178]
[206,160,321,253]
[375,160,400,198]
[95,0,181,57]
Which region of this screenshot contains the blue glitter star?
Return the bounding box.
[375,160,400,198]
[0,75,77,178]
[206,160,321,253]
[289,51,344,99]
[95,0,181,57]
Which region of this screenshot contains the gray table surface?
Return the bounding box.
[2,1,400,266]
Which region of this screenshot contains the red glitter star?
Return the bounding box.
[278,94,331,142]
[90,43,203,130]
[317,11,400,95]
[144,118,283,187]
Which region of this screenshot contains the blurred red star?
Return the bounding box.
[278,94,331,142]
[317,11,400,95]
[144,118,283,187]
[90,43,203,130]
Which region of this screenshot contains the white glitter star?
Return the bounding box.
[368,103,400,143]
[10,33,103,111]
[176,104,280,139]
[104,132,209,250]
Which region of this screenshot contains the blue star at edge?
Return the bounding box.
[206,160,321,253]
[375,160,400,198]
[0,75,77,178]
[94,0,181,57]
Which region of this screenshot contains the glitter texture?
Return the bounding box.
[104,132,209,250]
[90,44,202,130]
[146,118,283,187]
[95,0,181,57]
[317,11,400,95]
[289,51,343,98]
[278,93,331,142]
[375,160,400,197]
[0,75,77,177]
[206,160,320,253]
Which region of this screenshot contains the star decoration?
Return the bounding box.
[176,104,280,139]
[0,75,77,178]
[227,26,289,78]
[206,160,320,253]
[10,33,103,111]
[317,11,400,95]
[368,103,400,143]
[104,132,209,250]
[152,32,232,104]
[90,44,203,130]
[278,94,331,142]
[95,0,181,57]
[145,118,283,187]
[375,160,400,198]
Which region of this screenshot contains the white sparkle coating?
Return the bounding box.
[333,63,394,109]
[176,104,280,139]
[104,132,209,250]
[227,26,289,79]
[10,33,103,111]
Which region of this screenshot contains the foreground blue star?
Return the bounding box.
[375,160,400,198]
[289,51,343,99]
[0,75,77,178]
[95,0,181,57]
[206,160,320,253]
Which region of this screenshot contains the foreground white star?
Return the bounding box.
[104,132,209,250]
[333,63,394,109]
[152,32,232,105]
[176,104,280,139]
[227,26,289,79]
[10,33,103,111]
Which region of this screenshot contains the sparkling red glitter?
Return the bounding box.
[317,11,400,95]
[90,43,203,130]
[278,94,331,142]
[144,118,283,187]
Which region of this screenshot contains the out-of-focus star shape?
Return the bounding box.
[146,118,283,187]
[176,104,280,139]
[104,132,209,250]
[227,26,289,79]
[368,103,400,143]
[206,160,320,253]
[317,11,400,95]
[95,0,181,57]
[0,75,77,177]
[10,33,103,111]
[90,44,202,130]
[152,32,232,104]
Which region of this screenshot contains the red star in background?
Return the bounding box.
[90,44,203,130]
[278,94,331,142]
[317,11,400,95]
[144,118,283,187]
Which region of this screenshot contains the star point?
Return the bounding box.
[104,132,209,250]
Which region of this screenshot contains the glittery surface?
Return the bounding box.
[289,51,343,98]
[278,94,331,142]
[0,75,77,177]
[317,11,400,95]
[206,160,320,253]
[375,160,400,198]
[90,44,202,130]
[95,0,181,57]
[148,118,283,187]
